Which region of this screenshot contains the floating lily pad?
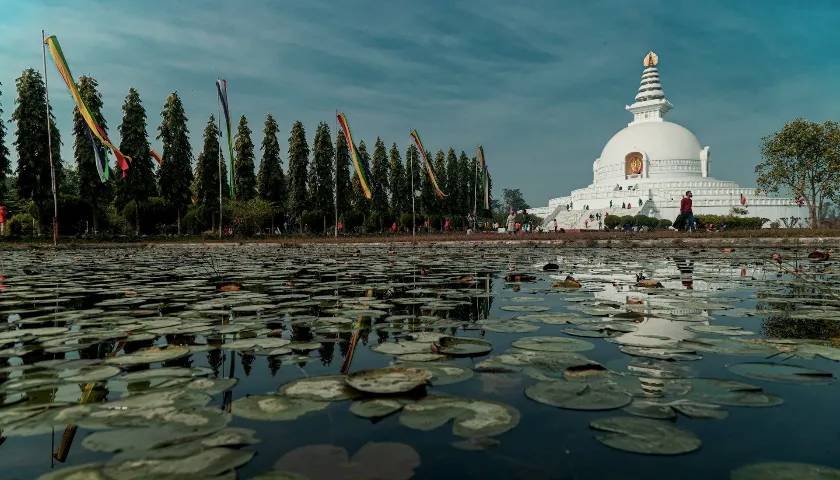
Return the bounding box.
[513,336,594,353]
[731,462,840,480]
[590,416,701,455]
[102,447,254,479]
[372,341,430,356]
[106,346,192,366]
[273,442,420,480]
[345,367,431,394]
[727,362,835,385]
[398,362,474,386]
[349,399,406,419]
[397,353,446,362]
[480,321,539,333]
[231,395,328,421]
[399,395,520,438]
[434,337,492,357]
[686,325,754,336]
[526,380,632,410]
[680,378,784,407]
[279,375,360,401]
[500,305,550,312]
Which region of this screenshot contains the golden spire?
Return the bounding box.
[643,51,658,67]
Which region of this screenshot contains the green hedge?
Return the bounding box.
[695,215,767,230]
[603,214,669,230]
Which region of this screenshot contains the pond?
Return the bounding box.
[1,243,839,479]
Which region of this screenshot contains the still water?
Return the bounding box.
[0,244,838,479]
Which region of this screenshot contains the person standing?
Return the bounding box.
[0,204,7,236]
[680,191,695,232]
[506,209,516,234]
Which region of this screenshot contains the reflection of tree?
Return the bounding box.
[758,281,840,339]
[240,352,255,376]
[291,324,313,342]
[319,342,335,366]
[267,356,282,376]
[207,349,224,377]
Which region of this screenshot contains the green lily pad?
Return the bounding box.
[590,416,701,455]
[500,305,550,312]
[102,447,254,479]
[279,375,360,401]
[106,346,192,366]
[349,399,406,419]
[479,321,539,333]
[680,378,784,407]
[686,325,754,336]
[397,362,474,386]
[727,362,835,385]
[731,462,840,480]
[273,442,420,480]
[513,336,594,353]
[526,380,632,410]
[434,337,492,357]
[399,395,520,438]
[372,341,430,356]
[231,395,328,421]
[346,367,431,394]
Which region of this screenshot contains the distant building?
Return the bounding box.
[537,51,805,229]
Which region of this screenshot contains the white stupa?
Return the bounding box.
[534,51,805,229]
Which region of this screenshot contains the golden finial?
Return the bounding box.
[643,51,658,67]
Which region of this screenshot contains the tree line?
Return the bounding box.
[0,71,493,237]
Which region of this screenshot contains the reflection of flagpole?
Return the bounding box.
[334,110,339,238]
[41,29,58,245]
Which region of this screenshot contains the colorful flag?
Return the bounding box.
[409,129,446,199]
[215,79,234,195]
[83,125,109,182]
[45,35,129,178]
[150,149,163,167]
[336,112,372,200]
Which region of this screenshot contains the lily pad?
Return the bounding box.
[273,442,420,480]
[526,380,632,410]
[434,337,492,357]
[106,346,192,366]
[727,362,835,385]
[731,462,840,480]
[399,395,520,438]
[345,367,431,394]
[231,395,328,421]
[349,399,406,419]
[590,416,701,455]
[279,375,360,401]
[513,336,594,353]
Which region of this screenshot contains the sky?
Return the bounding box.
[1,0,839,207]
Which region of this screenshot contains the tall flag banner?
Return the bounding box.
[45,35,129,178]
[409,129,446,199]
[150,149,163,167]
[336,112,372,200]
[477,145,489,209]
[84,125,109,182]
[215,79,235,195]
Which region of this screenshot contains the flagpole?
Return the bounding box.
[334,110,338,238]
[217,81,223,239]
[473,148,478,231]
[410,149,416,240]
[41,30,58,246]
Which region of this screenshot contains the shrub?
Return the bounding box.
[604,214,621,229]
[696,215,767,230]
[229,199,275,235]
[657,218,673,229]
[6,213,36,237]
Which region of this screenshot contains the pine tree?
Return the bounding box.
[388,143,405,215]
[72,76,111,232]
[157,92,193,233]
[309,122,334,228]
[193,115,227,228]
[445,148,459,214]
[286,120,309,227]
[257,114,286,217]
[432,149,447,216]
[0,82,10,203]
[116,88,157,233]
[13,68,62,231]
[370,137,389,226]
[458,151,473,214]
[404,144,421,218]
[334,130,351,221]
[233,115,256,200]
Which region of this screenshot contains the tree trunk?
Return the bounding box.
[177,207,181,235]
[135,200,140,236]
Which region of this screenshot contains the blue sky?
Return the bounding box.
[1,0,839,206]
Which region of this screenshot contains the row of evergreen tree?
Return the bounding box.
[0,70,492,236]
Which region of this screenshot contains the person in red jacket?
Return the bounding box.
[0,204,7,236]
[680,191,695,231]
